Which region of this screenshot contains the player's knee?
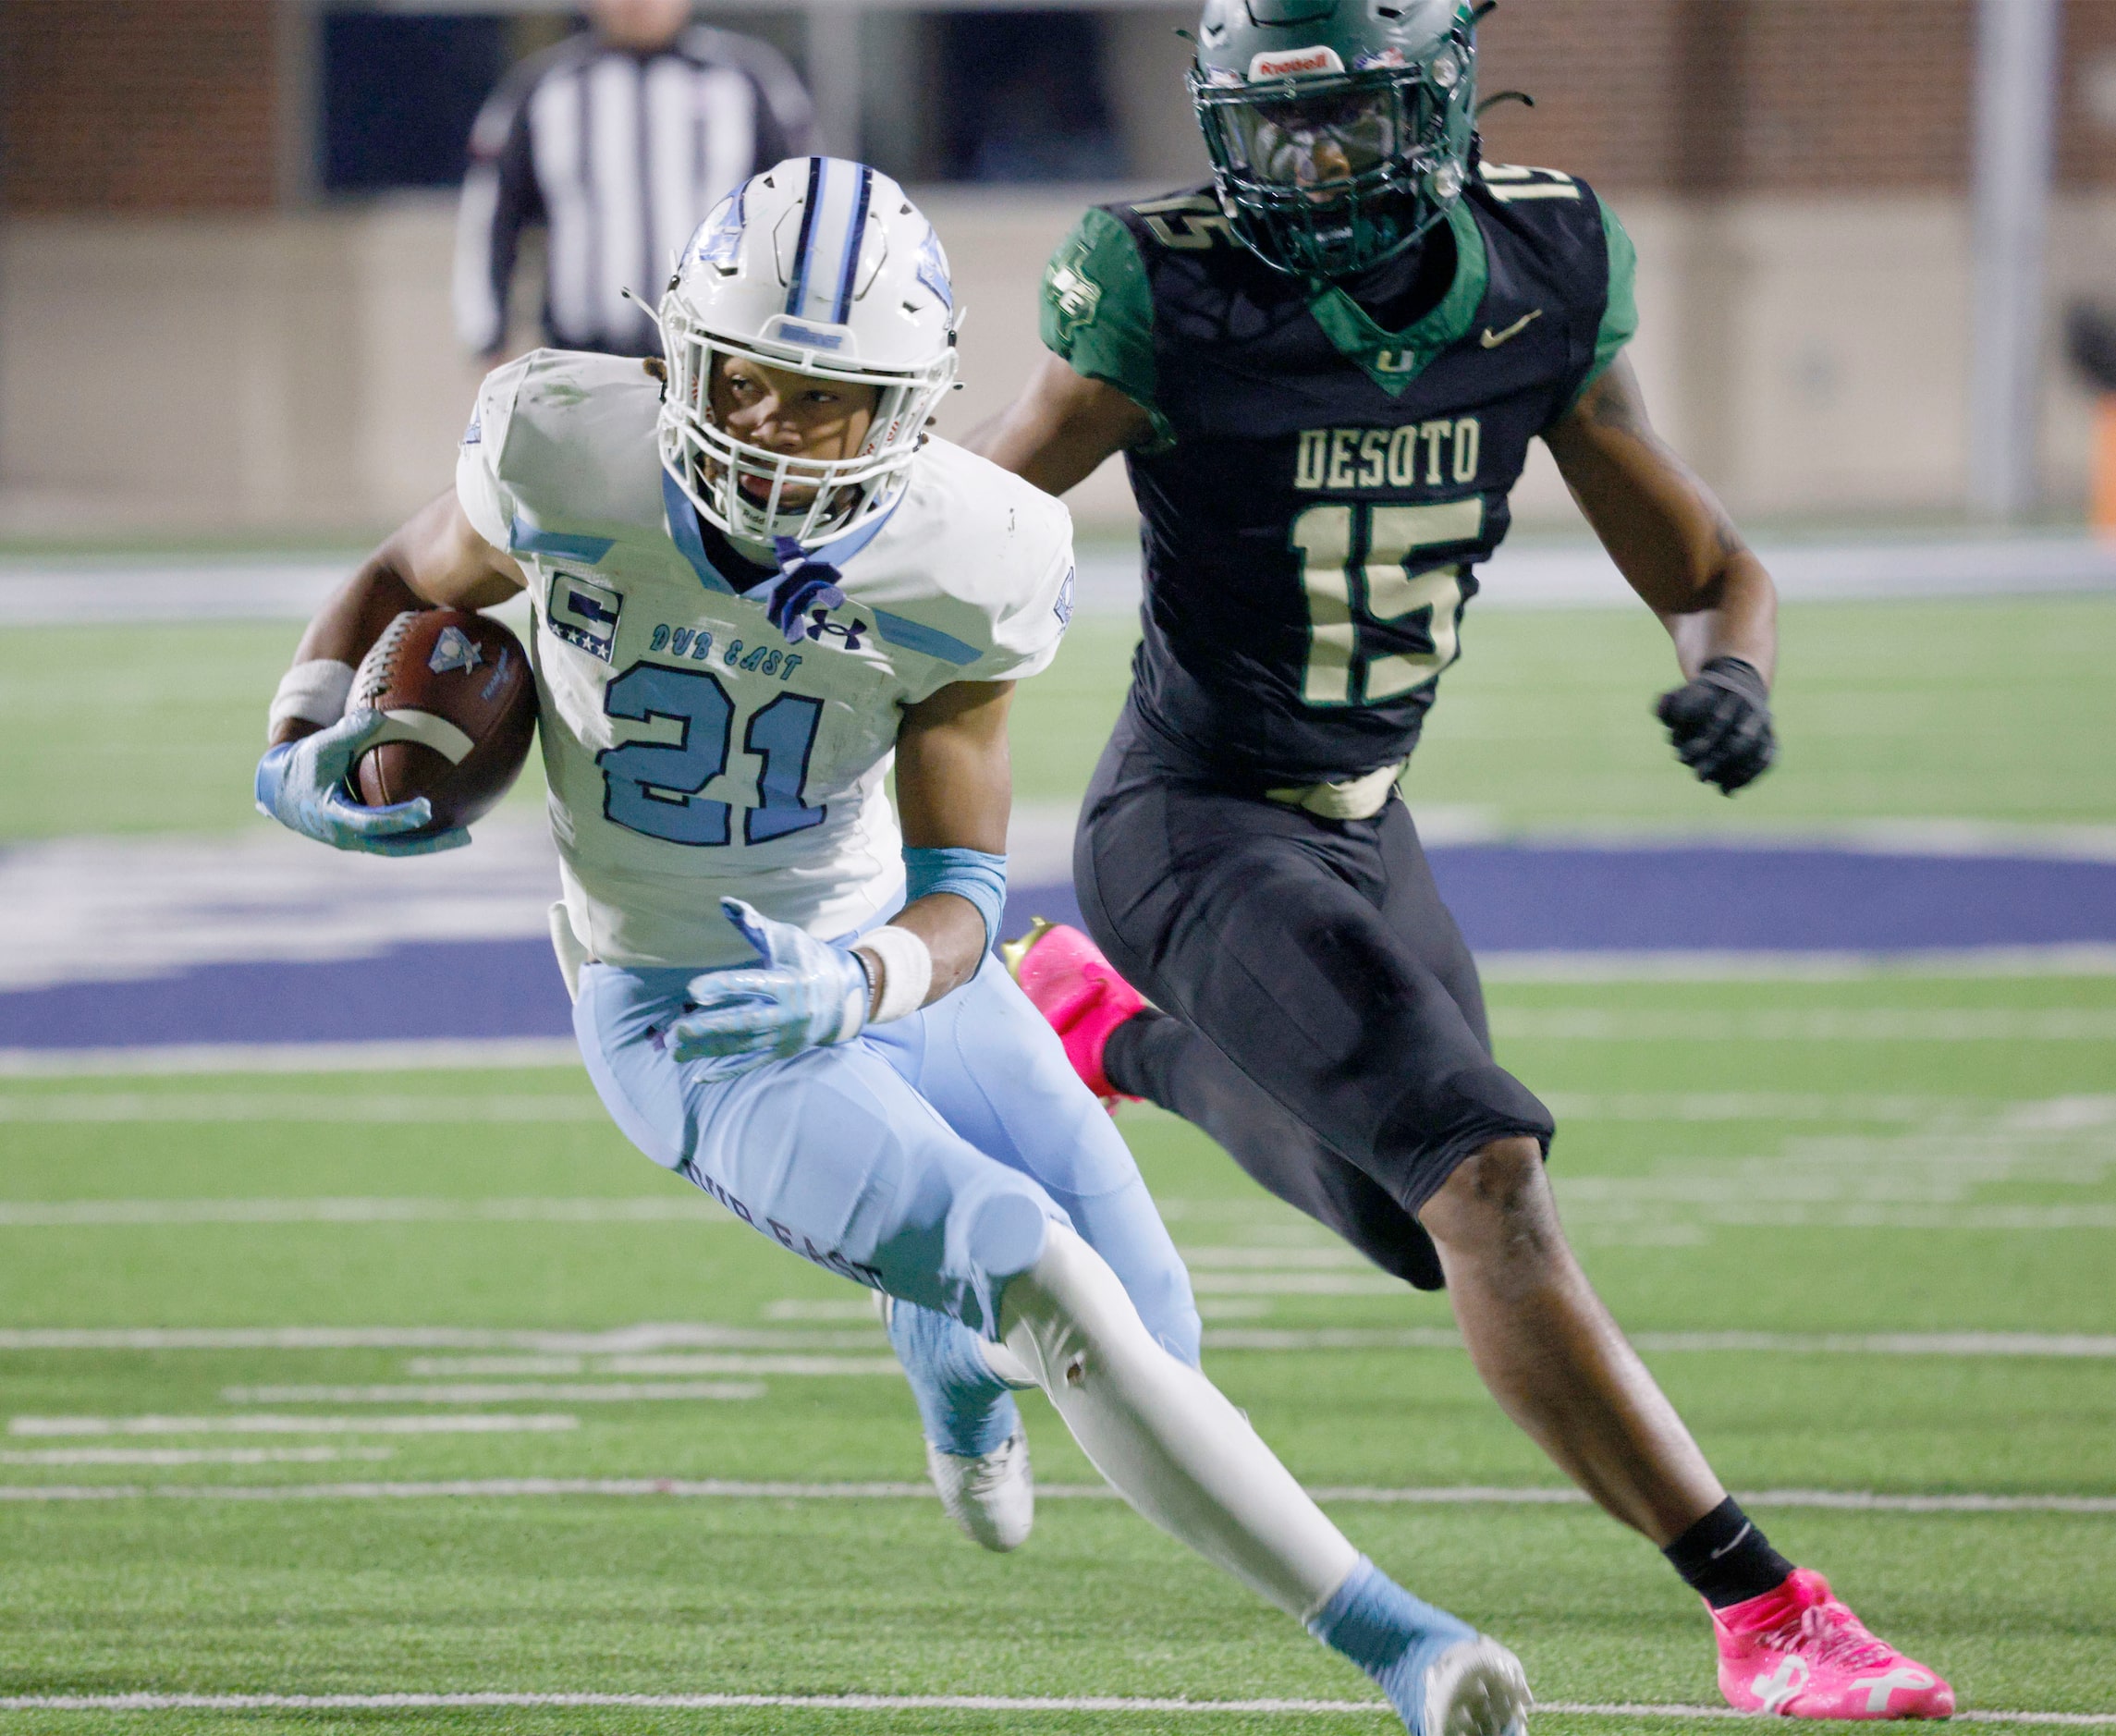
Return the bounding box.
[996,1222,1151,1394]
[945,1181,1059,1337]
[1417,1136,1561,1263]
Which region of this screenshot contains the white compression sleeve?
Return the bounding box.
[999,1223,1359,1620]
[852,923,932,1025]
[267,659,355,740]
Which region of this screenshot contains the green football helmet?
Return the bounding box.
[1189,0,1478,280]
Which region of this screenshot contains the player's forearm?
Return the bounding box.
[879,894,988,1006]
[885,682,1017,1012]
[1547,359,1777,685]
[291,559,426,672]
[1658,550,1778,686]
[270,559,429,747]
[967,357,1150,498]
[964,401,1100,497]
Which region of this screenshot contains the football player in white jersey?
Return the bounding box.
[252,157,1532,1736]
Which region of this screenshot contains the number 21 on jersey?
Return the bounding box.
[596,663,824,848]
[1293,498,1485,707]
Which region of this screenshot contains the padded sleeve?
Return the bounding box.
[963,515,1076,688]
[1573,196,1640,404]
[1038,207,1175,451]
[453,358,531,552]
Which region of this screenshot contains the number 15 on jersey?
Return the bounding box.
[1293,497,1486,707]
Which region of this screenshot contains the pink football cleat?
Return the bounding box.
[1712,1570,1954,1719]
[1000,919,1146,1104]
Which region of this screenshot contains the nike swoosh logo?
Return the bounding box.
[1480,310,1544,348]
[1708,1522,1755,1561]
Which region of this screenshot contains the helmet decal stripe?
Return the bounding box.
[784,156,826,321]
[784,156,871,329]
[832,165,874,324]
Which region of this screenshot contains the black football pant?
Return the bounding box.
[1074,704,1555,1292]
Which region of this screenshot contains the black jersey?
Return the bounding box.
[1040,165,1637,790]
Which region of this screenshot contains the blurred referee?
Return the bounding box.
[455,0,816,361]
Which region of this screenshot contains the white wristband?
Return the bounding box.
[854,924,933,1025]
[268,659,355,740]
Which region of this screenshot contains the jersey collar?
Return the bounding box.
[1305,198,1488,397]
[660,465,905,595]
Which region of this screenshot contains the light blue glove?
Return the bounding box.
[253,709,470,858]
[667,898,869,1070]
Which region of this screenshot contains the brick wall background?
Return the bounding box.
[1466,0,2110,195]
[1,0,2110,214]
[0,0,281,214]
[2061,0,2116,186]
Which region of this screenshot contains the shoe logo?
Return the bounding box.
[1751,1655,1810,1715]
[1480,310,1543,349]
[1855,1668,1935,1715]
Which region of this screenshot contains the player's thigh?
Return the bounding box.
[865,954,1201,1365]
[1080,779,1547,1216]
[574,962,1064,1334]
[1375,798,1494,1054]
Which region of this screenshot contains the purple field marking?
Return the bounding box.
[2,845,2112,1052]
[1427,846,2116,954]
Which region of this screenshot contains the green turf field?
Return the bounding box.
[2,970,2112,1730]
[5,596,2114,839]
[4,593,2113,1730]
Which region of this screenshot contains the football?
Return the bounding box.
[349,607,537,833]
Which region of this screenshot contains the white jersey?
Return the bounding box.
[457,348,1074,970]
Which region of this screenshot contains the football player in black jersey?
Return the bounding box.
[974,0,1952,1718]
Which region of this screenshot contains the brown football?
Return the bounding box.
[349,608,537,833]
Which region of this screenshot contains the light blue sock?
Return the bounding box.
[1307,1557,1477,1733]
[886,1300,1021,1460]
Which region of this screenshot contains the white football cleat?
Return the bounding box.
[925,1427,1034,1553]
[1420,1636,1533,1736]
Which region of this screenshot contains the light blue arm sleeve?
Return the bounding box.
[902,847,1009,955]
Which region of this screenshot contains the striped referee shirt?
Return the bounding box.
[455,25,815,359]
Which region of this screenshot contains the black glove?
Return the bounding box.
[1655,656,1776,796]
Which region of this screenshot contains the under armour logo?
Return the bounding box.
[805,612,867,652]
[427,626,483,676]
[1855,1669,1936,1715]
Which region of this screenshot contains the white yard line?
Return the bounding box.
[1205,1328,2116,1358]
[0,1093,607,1123]
[1477,946,2116,983]
[1540,1093,2094,1123]
[6,1325,2113,1359]
[405,1354,899,1377]
[0,1447,393,1467]
[29,1202,2098,1244]
[1,1478,2109,1516]
[0,1326,879,1351]
[0,1040,585,1079]
[0,1691,2104,1723]
[0,1198,722,1227]
[1496,1009,2116,1041]
[9,1415,579,1436]
[220,1382,765,1405]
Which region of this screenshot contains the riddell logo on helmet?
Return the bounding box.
[1249,45,1346,79]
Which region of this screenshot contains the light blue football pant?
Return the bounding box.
[574,950,1201,1373]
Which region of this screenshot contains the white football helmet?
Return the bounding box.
[657,156,960,548]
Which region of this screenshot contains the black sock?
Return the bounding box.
[1100,1007,1170,1100]
[1663,1498,1796,1608]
